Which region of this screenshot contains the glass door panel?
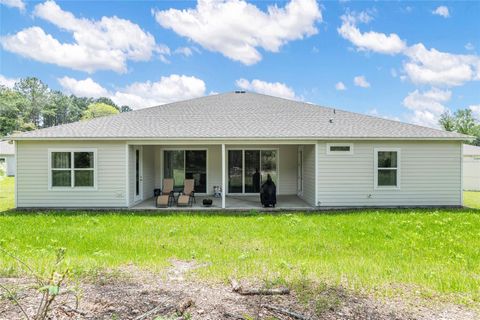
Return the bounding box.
[164,150,185,189]
[228,150,243,193]
[261,150,277,185]
[244,150,260,193]
[186,150,207,193]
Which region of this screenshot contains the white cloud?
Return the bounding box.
[403,87,451,127]
[0,0,25,11]
[174,46,200,57]
[153,0,321,65]
[337,12,406,55]
[236,78,297,99]
[58,75,206,109]
[353,75,370,88]
[403,43,480,87]
[465,42,475,51]
[1,0,165,73]
[469,105,480,120]
[432,6,449,18]
[335,81,346,90]
[0,74,18,88]
[338,11,480,87]
[58,77,109,98]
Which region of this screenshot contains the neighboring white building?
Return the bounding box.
[0,140,15,177]
[463,144,480,191]
[7,92,470,209]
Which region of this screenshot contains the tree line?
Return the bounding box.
[0,77,131,137]
[439,109,480,146]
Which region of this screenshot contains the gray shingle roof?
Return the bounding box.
[0,141,15,154]
[10,92,469,140]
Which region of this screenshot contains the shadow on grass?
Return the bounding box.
[1,206,479,218]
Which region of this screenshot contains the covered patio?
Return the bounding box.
[128,142,317,210]
[132,195,312,211]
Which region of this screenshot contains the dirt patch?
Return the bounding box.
[0,260,477,320]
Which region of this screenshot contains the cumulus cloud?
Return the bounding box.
[403,87,451,127]
[58,77,109,98]
[0,74,18,88]
[337,11,406,55]
[0,0,25,11]
[353,75,370,88]
[470,105,480,120]
[236,78,297,99]
[432,6,449,18]
[58,75,206,109]
[465,42,475,51]
[153,0,321,65]
[403,43,480,87]
[335,81,346,90]
[338,10,480,87]
[1,0,166,73]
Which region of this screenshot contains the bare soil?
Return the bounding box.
[0,260,477,320]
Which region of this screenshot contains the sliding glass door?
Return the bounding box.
[228,149,277,194]
[163,150,206,193]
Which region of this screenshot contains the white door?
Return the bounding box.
[134,146,143,202]
[297,147,303,196]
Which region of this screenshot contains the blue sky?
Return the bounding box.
[0,0,479,128]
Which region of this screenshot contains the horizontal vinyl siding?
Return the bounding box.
[17,141,127,208]
[317,141,462,207]
[464,156,480,191]
[300,144,316,206]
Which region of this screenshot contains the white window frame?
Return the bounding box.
[326,143,354,155]
[374,148,401,190]
[48,148,98,191]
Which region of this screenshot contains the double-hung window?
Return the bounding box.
[49,150,96,189]
[374,148,400,188]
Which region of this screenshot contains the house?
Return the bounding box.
[8,92,469,209]
[463,144,480,191]
[0,140,15,177]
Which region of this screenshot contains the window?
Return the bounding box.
[49,150,96,189]
[327,143,353,155]
[163,150,207,193]
[374,148,400,188]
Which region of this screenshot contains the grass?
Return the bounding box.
[0,177,479,306]
[0,176,14,212]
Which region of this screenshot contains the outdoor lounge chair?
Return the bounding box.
[177,179,195,207]
[154,178,175,207]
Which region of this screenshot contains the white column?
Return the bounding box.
[221,143,226,209]
[314,142,318,207]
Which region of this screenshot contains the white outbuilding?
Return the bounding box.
[463,144,480,191]
[0,140,15,177]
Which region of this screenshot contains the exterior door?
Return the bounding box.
[134,146,143,202]
[297,147,303,196]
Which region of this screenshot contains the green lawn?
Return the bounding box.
[0,177,479,305]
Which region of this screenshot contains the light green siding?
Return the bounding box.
[16,141,127,208]
[317,141,462,207]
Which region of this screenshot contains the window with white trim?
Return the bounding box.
[50,150,96,188]
[375,149,400,188]
[326,143,353,155]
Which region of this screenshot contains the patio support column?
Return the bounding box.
[221,143,226,209]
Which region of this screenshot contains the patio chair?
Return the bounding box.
[154,178,175,208]
[177,179,195,207]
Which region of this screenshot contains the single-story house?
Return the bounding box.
[8,92,470,209]
[463,144,480,191]
[0,140,15,177]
